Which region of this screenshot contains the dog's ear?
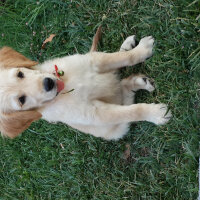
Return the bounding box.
[0,110,42,138]
[0,46,38,68]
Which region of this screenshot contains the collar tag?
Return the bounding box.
[54,65,64,78]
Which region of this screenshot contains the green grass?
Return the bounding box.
[0,0,199,199]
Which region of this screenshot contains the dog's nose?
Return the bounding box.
[43,78,55,92]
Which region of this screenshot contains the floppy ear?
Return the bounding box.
[0,46,38,68]
[0,110,42,138]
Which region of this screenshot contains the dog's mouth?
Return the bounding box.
[56,79,65,93]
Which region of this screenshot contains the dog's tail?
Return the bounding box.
[90,26,102,52]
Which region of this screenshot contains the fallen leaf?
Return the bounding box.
[42,34,56,49]
[123,144,131,160]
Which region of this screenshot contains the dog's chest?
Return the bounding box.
[39,54,119,99]
[66,68,120,100]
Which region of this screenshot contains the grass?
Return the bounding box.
[0,0,199,199]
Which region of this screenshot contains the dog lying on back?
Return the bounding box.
[0,30,171,140]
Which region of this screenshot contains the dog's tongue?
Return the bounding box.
[57,80,64,93]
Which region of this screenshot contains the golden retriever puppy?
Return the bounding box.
[0,34,171,140]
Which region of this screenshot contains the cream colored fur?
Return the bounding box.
[0,35,171,140]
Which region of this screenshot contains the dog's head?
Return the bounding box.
[0,47,63,138]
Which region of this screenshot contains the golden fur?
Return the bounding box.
[0,34,171,140]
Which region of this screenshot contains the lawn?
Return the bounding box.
[0,0,199,199]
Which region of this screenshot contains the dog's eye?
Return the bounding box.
[18,95,26,105]
[17,71,24,79]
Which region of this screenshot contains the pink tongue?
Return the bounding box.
[57,80,64,93]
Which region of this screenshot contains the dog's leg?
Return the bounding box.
[119,37,151,105]
[91,36,154,73]
[121,74,155,105]
[92,101,171,125]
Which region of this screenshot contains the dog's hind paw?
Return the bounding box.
[120,35,136,51]
[137,36,154,60]
[147,104,172,125]
[133,75,155,92]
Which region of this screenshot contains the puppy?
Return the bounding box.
[0,32,171,140]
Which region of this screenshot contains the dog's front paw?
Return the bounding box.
[137,36,154,61]
[147,103,172,125]
[120,35,136,51]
